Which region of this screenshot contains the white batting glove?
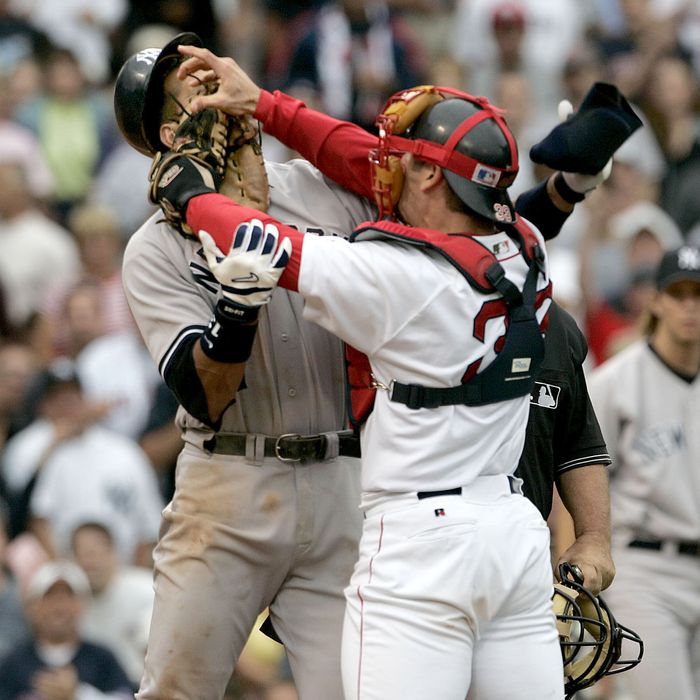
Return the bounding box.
[557,99,613,195]
[199,219,292,308]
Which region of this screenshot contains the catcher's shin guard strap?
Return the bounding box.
[199,300,260,363]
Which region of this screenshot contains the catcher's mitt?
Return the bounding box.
[149,85,269,234]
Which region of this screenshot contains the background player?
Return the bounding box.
[589,244,700,700]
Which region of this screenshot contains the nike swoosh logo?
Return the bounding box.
[232,273,259,283]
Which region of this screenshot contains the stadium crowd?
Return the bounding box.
[0,1,698,698]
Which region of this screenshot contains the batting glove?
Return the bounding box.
[557,100,613,198]
[199,219,292,316]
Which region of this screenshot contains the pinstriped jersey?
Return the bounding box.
[589,340,700,545]
[122,159,375,446]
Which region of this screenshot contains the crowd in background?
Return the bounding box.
[0,0,698,698]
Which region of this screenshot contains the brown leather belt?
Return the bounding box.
[204,432,361,462]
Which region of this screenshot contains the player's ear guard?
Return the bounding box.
[529,82,643,175]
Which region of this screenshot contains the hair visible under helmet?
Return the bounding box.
[407,97,519,224]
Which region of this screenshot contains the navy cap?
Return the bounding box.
[656,245,700,290]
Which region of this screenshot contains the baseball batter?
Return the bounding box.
[153,66,566,697]
[588,245,700,700]
[115,34,374,700]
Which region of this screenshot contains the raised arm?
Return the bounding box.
[177,45,377,199]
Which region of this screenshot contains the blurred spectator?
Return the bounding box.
[0,340,37,453]
[464,3,529,100]
[89,143,156,240]
[9,0,126,86]
[0,495,31,663]
[593,0,687,100]
[39,278,163,442]
[640,53,700,236]
[15,46,117,224]
[261,0,328,90]
[494,70,542,199]
[38,204,134,359]
[284,0,426,131]
[561,40,606,108]
[113,0,219,74]
[582,199,683,363]
[451,0,589,122]
[76,328,162,440]
[71,521,153,690]
[1,364,163,565]
[0,0,52,74]
[0,73,54,201]
[0,559,132,699]
[0,160,80,330]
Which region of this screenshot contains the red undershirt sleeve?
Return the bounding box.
[254,89,377,200]
[186,193,304,291]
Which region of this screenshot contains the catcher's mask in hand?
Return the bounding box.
[552,562,643,699]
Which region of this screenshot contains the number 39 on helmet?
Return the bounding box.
[552,563,643,699]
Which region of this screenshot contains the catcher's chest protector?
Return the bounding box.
[345,218,547,429]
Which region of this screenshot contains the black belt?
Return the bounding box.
[417,477,518,500]
[628,538,700,557]
[204,432,361,462]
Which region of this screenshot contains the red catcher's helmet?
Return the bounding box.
[371,86,519,223]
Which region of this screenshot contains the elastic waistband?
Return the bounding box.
[203,431,361,464]
[363,474,522,518]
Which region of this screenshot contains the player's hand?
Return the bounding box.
[31,665,79,700]
[176,45,261,117]
[556,533,615,596]
[199,219,291,310]
[557,99,613,196]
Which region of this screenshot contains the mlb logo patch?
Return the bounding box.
[434,508,446,517]
[493,240,511,255]
[530,382,560,409]
[472,164,500,187]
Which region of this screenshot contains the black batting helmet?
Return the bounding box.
[408,97,519,224]
[113,32,203,156]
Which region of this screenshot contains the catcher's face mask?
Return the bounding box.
[369,85,519,221]
[553,563,643,700]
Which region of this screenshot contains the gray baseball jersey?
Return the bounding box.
[588,339,700,546]
[123,159,375,444]
[123,160,374,700]
[588,339,700,700]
